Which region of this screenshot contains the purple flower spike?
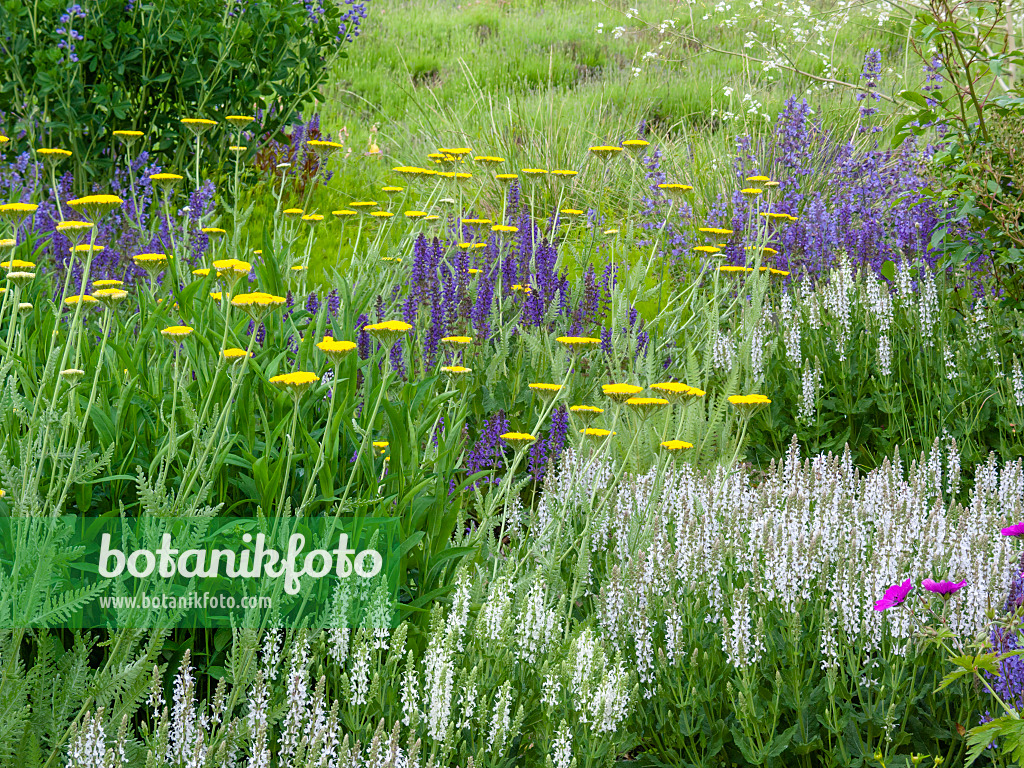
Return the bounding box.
[1002,522,1024,537]
[874,578,914,611]
[922,578,966,595]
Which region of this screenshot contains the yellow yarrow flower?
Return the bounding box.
[317,336,358,361]
[442,335,473,344]
[661,440,693,452]
[728,394,772,411]
[372,441,389,454]
[559,209,584,216]
[473,156,505,164]
[0,202,39,224]
[693,246,721,254]
[213,259,252,278]
[282,207,304,218]
[581,428,616,439]
[521,168,547,177]
[202,227,227,237]
[0,239,14,250]
[746,175,770,183]
[222,347,251,363]
[64,294,98,306]
[370,211,394,219]
[93,279,124,288]
[457,242,486,250]
[501,432,536,446]
[225,115,255,128]
[269,371,320,395]
[589,146,623,159]
[73,244,104,254]
[491,224,518,234]
[306,139,344,156]
[404,211,428,219]
[92,288,129,307]
[302,214,325,224]
[495,173,518,183]
[181,118,217,133]
[382,186,404,194]
[529,383,563,400]
[602,383,644,403]
[161,325,194,339]
[6,271,36,285]
[348,201,378,209]
[36,147,72,161]
[461,218,492,226]
[149,172,184,187]
[112,130,144,143]
[557,335,601,348]
[621,139,649,152]
[441,365,472,375]
[333,210,358,218]
[1,259,35,270]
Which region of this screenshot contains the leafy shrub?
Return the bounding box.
[0,0,368,183]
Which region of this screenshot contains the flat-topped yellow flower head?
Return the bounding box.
[602,383,644,403]
[225,115,255,128]
[589,145,623,160]
[461,218,492,226]
[442,335,473,344]
[693,246,721,254]
[160,325,194,339]
[474,156,505,165]
[495,173,518,183]
[658,183,694,201]
[457,242,486,250]
[501,432,536,446]
[622,139,650,152]
[301,214,325,225]
[113,130,144,144]
[581,428,616,440]
[661,440,693,452]
[364,320,413,350]
[740,188,763,196]
[213,258,252,282]
[551,169,578,180]
[0,202,39,224]
[269,371,320,397]
[651,382,704,403]
[372,441,389,454]
[491,224,518,234]
[73,243,104,254]
[441,365,472,375]
[67,193,122,221]
[317,336,357,361]
[150,173,184,192]
[393,166,426,178]
[221,347,251,363]
[746,175,770,183]
[0,239,14,251]
[1,259,35,270]
[521,168,548,178]
[93,288,129,307]
[529,383,563,401]
[557,336,601,350]
[134,253,168,275]
[202,227,227,237]
[333,209,358,218]
[231,292,287,320]
[404,210,428,219]
[382,186,403,195]
[92,279,124,288]
[282,207,304,218]
[181,118,218,134]
[36,147,72,163]
[306,139,344,157]
[61,295,97,307]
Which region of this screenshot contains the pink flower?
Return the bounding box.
[1002,522,1024,536]
[922,578,966,595]
[874,578,913,611]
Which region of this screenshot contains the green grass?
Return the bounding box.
[315,0,916,176]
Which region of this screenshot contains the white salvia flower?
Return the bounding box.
[168,650,209,768]
[1012,356,1024,408]
[552,723,573,768]
[350,638,371,706]
[487,682,513,756]
[446,579,472,651]
[542,673,561,708]
[480,578,513,645]
[942,343,957,381]
[423,635,455,741]
[401,650,419,727]
[781,292,801,366]
[457,670,479,731]
[278,637,311,763]
[822,256,854,360]
[67,710,111,768]
[917,267,938,345]
[877,333,892,377]
[261,629,283,682]
[247,673,271,768]
[798,360,821,426]
[749,313,768,383]
[515,578,557,664]
[589,659,632,733]
[711,330,736,373]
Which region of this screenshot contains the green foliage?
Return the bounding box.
[0,0,354,183]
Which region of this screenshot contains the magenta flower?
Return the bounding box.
[874,578,914,611]
[922,578,966,595]
[1002,522,1024,536]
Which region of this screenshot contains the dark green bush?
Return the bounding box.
[0,0,365,183]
